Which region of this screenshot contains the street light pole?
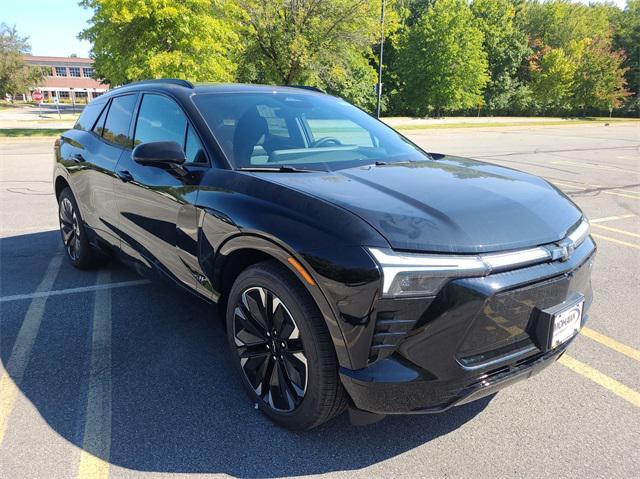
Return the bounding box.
[376,0,385,119]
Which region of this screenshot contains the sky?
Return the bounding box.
[1,0,631,59]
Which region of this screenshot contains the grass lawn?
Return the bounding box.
[0,128,66,137]
[393,117,640,131]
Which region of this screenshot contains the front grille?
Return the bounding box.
[457,254,593,364]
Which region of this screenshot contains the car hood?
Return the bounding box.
[255,156,583,253]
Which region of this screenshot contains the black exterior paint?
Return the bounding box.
[54,82,594,415]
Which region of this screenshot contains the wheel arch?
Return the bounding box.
[54,175,70,200]
[210,234,352,368]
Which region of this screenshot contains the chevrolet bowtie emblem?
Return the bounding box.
[550,239,575,262]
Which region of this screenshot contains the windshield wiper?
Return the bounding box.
[237,166,319,173]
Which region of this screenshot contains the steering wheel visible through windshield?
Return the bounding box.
[192,91,430,172]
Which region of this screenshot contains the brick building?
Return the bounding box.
[22,55,109,103]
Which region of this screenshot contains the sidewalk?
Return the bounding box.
[0,103,82,129]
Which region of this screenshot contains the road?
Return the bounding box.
[1,124,639,478]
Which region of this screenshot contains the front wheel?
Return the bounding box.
[226,260,347,430]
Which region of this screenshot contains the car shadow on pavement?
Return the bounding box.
[1,230,492,477]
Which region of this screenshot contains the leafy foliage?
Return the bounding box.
[0,24,45,98]
[471,0,530,112]
[529,43,577,113]
[234,0,399,110]
[77,0,635,116]
[79,0,239,85]
[614,0,640,113]
[396,0,489,115]
[573,37,630,112]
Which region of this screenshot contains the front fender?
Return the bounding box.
[208,233,354,368]
[195,170,387,369]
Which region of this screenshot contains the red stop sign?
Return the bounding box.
[32,91,43,102]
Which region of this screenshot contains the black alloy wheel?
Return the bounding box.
[226,260,347,430]
[58,187,108,269]
[233,286,308,412]
[59,195,81,262]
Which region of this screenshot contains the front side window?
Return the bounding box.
[193,92,426,171]
[185,124,206,163]
[102,95,137,148]
[134,94,206,164]
[134,94,186,147]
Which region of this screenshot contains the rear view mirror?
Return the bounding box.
[133,141,186,166]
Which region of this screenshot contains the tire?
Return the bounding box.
[58,187,108,269]
[226,260,347,430]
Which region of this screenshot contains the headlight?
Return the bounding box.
[567,218,590,247]
[368,248,490,297]
[368,233,586,298]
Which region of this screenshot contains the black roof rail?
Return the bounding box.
[288,85,325,93]
[122,78,194,89]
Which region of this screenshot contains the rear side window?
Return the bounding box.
[74,102,106,131]
[102,94,137,148]
[92,103,108,136]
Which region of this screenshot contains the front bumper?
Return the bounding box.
[340,237,595,415]
[341,336,572,414]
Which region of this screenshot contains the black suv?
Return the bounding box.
[54,79,595,429]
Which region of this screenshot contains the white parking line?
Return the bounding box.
[0,280,150,303]
[0,254,63,445]
[590,214,636,223]
[77,270,113,479]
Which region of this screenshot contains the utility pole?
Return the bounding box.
[376,0,385,119]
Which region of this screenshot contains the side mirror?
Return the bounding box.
[132,141,186,166]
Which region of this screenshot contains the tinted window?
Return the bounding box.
[74,102,107,131]
[193,92,425,171]
[92,102,108,136]
[185,124,206,164]
[134,94,186,147]
[102,94,137,148]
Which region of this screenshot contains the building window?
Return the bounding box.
[49,67,55,76]
[82,67,94,78]
[69,67,81,77]
[75,91,88,99]
[58,91,70,99]
[93,92,103,98]
[55,66,67,76]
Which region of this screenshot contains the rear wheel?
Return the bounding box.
[58,187,108,269]
[226,260,346,430]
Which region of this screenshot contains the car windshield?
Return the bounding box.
[192,91,429,171]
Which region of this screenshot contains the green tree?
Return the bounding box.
[573,36,630,113]
[523,0,615,50]
[471,0,531,112]
[613,0,640,114]
[396,0,489,116]
[529,44,576,113]
[0,24,45,99]
[234,0,397,110]
[79,0,239,85]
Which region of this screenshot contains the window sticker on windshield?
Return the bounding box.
[256,105,275,117]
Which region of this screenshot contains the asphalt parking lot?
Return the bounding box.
[1,123,639,478]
